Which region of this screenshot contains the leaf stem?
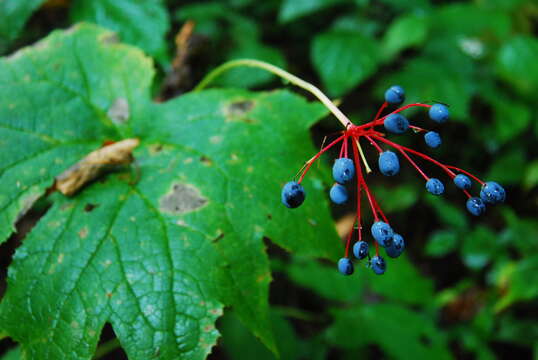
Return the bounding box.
[194,58,372,172]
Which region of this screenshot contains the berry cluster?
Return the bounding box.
[281,85,506,276]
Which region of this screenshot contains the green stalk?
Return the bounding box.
[194,59,372,172]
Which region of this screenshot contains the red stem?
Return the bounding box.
[446,165,485,185]
[351,137,379,222]
[365,135,383,154]
[410,125,427,133]
[298,134,345,184]
[358,103,432,129]
[374,101,388,121]
[374,135,456,178]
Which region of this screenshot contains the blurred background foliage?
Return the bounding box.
[1,0,537,359]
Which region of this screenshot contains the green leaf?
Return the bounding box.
[286,257,365,302]
[286,255,433,306]
[486,148,526,185]
[70,0,170,59]
[0,0,46,54]
[379,0,430,11]
[279,0,347,23]
[495,255,538,311]
[311,30,379,97]
[371,184,419,213]
[0,346,20,360]
[425,196,468,230]
[368,256,435,305]
[460,225,497,270]
[432,4,512,40]
[326,304,452,360]
[176,3,259,44]
[499,208,538,254]
[215,42,287,88]
[220,310,300,360]
[490,93,531,144]
[496,36,538,96]
[425,230,458,257]
[381,14,429,61]
[523,160,538,190]
[0,24,341,358]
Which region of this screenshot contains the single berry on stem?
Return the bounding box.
[424,131,442,148]
[454,174,472,190]
[426,178,445,195]
[338,258,354,275]
[371,221,394,247]
[378,151,400,176]
[371,256,386,275]
[466,197,486,216]
[384,85,405,105]
[330,184,348,204]
[281,181,306,208]
[384,113,409,134]
[332,158,355,184]
[386,234,405,258]
[353,241,369,260]
[429,104,449,123]
[480,181,506,204]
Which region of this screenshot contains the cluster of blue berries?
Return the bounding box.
[281,84,506,276]
[337,221,405,276]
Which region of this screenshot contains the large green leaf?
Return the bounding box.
[381,13,429,61]
[0,24,340,359]
[0,0,46,54]
[70,0,170,59]
[326,304,452,360]
[311,30,379,97]
[278,0,347,23]
[496,35,538,97]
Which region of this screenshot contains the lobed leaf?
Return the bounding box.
[0,24,340,358]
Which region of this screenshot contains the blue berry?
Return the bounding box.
[338,258,354,275]
[429,104,449,123]
[353,241,369,260]
[454,174,472,190]
[480,181,506,204]
[384,114,409,134]
[384,85,405,105]
[386,233,405,258]
[332,158,355,184]
[466,197,486,216]
[281,181,305,208]
[330,184,348,204]
[371,221,394,247]
[378,151,400,176]
[424,131,441,148]
[370,256,386,275]
[426,178,444,195]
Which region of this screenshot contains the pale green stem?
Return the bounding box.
[194,59,372,173]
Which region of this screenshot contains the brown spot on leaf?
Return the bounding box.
[78,226,88,239]
[199,156,213,166]
[160,184,207,214]
[101,33,120,44]
[84,203,98,212]
[224,100,257,123]
[212,232,225,243]
[107,98,129,124]
[149,144,163,155]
